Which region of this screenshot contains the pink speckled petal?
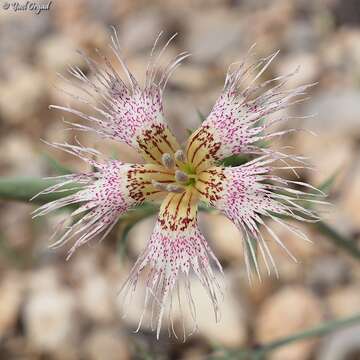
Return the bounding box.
[119,188,223,339]
[50,31,189,164]
[187,50,315,171]
[32,143,169,258]
[197,155,321,280]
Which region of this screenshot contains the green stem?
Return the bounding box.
[216,313,360,359]
[0,177,78,204]
[315,220,360,260]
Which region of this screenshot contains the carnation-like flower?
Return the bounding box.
[34,31,321,338]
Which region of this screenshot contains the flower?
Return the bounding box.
[34,31,321,339]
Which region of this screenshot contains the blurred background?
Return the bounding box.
[1,0,360,359]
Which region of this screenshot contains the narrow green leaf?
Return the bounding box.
[318,168,340,194]
[196,109,206,123]
[214,313,360,359]
[0,177,79,204]
[42,153,73,175]
[315,220,360,260]
[219,154,249,167]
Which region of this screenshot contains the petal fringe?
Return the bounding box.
[50,29,188,164]
[32,142,169,258]
[186,48,316,171]
[119,189,223,339]
[197,155,323,280]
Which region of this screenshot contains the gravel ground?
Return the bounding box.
[0,1,360,359]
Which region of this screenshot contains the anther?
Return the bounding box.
[174,149,185,162]
[166,184,185,193]
[161,153,174,169]
[175,170,189,183]
[151,179,168,191]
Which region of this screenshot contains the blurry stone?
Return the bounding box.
[185,9,245,64]
[317,325,360,360]
[52,0,88,30]
[275,53,319,89]
[0,135,44,176]
[201,213,244,262]
[114,277,154,333]
[255,286,323,360]
[0,13,51,60]
[119,9,164,54]
[27,267,61,292]
[283,21,319,53]
[304,90,360,135]
[126,216,156,257]
[0,203,33,249]
[246,276,276,306]
[164,92,205,140]
[36,34,84,72]
[294,133,352,191]
[264,219,317,281]
[83,327,130,360]
[181,347,208,360]
[0,66,47,125]
[330,0,360,28]
[248,0,294,51]
[169,65,209,91]
[306,256,350,294]
[340,165,360,226]
[328,286,360,318]
[184,273,248,347]
[79,274,114,323]
[68,22,109,50]
[0,273,23,339]
[87,0,117,24]
[24,288,78,352]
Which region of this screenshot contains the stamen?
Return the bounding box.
[162,153,174,169]
[152,180,168,191]
[166,184,185,193]
[174,150,185,162]
[175,170,189,183]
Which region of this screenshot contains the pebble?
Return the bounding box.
[340,163,360,226]
[126,216,156,258]
[306,256,350,294]
[201,213,244,262]
[255,286,323,360]
[184,272,248,347]
[0,66,47,125]
[304,90,360,135]
[185,9,246,64]
[78,274,114,323]
[83,327,130,360]
[0,135,44,176]
[275,53,319,88]
[24,288,78,352]
[327,286,360,318]
[0,273,23,340]
[317,325,360,360]
[36,34,84,73]
[118,8,165,54]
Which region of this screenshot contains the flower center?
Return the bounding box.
[151,151,197,194]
